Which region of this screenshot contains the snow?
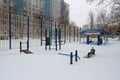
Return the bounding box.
[0,38,120,80]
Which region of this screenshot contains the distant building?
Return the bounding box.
[61,1,69,24]
[0,0,69,23]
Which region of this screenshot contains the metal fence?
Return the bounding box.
[0,11,80,51]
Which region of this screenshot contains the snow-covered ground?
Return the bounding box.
[0,38,120,80]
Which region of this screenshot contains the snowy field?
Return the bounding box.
[0,38,120,80]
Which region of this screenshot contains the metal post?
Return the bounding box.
[55,21,57,51]
[75,50,78,62]
[45,29,47,50]
[20,41,22,53]
[55,29,57,51]
[27,16,29,49]
[40,17,43,46]
[27,40,29,51]
[9,12,12,49]
[70,52,73,64]
[98,35,100,45]
[59,29,61,50]
[87,35,89,44]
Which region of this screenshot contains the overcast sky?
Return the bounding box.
[64,0,96,27]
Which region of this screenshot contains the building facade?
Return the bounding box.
[0,0,69,23]
[61,2,69,24]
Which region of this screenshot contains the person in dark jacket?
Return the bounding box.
[87,47,95,58]
[91,47,95,55]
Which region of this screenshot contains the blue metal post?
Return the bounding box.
[75,50,78,62]
[27,16,29,49]
[45,29,47,50]
[54,21,57,50]
[9,12,12,49]
[27,40,29,51]
[58,22,61,50]
[20,41,22,52]
[40,17,43,46]
[55,22,57,51]
[59,29,61,50]
[70,52,73,65]
[98,35,100,45]
[87,35,89,44]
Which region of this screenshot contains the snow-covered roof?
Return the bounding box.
[80,29,108,35]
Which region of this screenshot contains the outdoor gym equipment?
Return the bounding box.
[58,50,80,65]
[45,28,62,51]
[20,41,32,54]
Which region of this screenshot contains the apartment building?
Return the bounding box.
[61,2,69,24]
[0,0,69,40]
[50,0,61,21]
[0,0,14,13]
[0,0,69,22]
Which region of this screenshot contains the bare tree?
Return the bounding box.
[88,11,94,29]
[87,0,110,5]
[95,10,108,29]
[82,24,89,30]
[110,1,120,25]
[69,21,76,26]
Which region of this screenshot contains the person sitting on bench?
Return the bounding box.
[87,47,95,58]
[91,47,95,55]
